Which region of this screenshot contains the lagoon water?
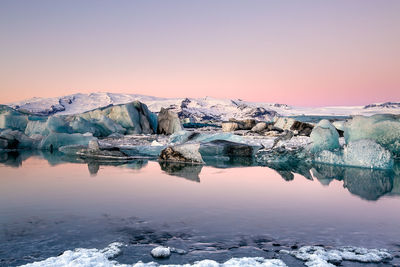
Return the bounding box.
[1,152,400,266]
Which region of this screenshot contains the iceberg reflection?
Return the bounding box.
[0,151,398,201]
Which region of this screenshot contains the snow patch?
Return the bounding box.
[280,246,392,267]
[18,242,287,267]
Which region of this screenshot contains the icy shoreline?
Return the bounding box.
[19,242,394,267]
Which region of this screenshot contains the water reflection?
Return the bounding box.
[1,151,399,201]
[159,161,202,182]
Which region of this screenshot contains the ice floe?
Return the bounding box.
[18,242,287,267]
[19,242,395,267]
[150,246,171,258]
[280,245,392,267]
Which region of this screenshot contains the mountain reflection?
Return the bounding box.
[0,151,399,201]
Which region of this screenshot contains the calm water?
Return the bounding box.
[0,151,400,266]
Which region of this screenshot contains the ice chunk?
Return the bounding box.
[344,114,400,156]
[273,117,296,130]
[157,108,182,134]
[69,116,126,137]
[0,129,39,150]
[22,101,157,138]
[195,132,245,144]
[39,132,96,150]
[46,116,72,133]
[169,131,245,145]
[24,118,49,136]
[251,122,268,132]
[0,105,28,132]
[281,246,392,266]
[121,145,165,157]
[19,242,288,267]
[310,119,340,153]
[150,246,171,258]
[160,143,204,163]
[332,120,345,132]
[18,242,124,267]
[200,140,260,158]
[314,139,393,169]
[25,116,73,136]
[76,101,157,134]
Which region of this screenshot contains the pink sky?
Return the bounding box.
[0,1,399,106]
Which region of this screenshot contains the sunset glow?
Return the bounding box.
[1,0,399,106]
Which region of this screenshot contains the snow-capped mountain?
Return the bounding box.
[7,92,400,121]
[8,93,280,122]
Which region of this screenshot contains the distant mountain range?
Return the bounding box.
[7,93,400,122]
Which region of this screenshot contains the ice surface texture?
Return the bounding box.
[310,120,340,153]
[344,114,400,157]
[18,242,288,267]
[19,242,394,267]
[281,246,392,267]
[314,139,393,170]
[150,246,171,258]
[1,102,158,150]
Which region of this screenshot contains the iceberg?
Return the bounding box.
[71,101,157,135]
[0,129,39,150]
[0,105,28,132]
[39,132,96,151]
[160,143,204,163]
[1,101,158,151]
[24,118,49,136]
[314,139,393,170]
[157,107,182,135]
[344,114,400,156]
[310,119,340,153]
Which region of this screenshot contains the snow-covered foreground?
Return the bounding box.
[19,242,393,267]
[8,92,400,119]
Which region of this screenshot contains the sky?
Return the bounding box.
[0,0,399,106]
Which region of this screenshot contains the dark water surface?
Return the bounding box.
[0,151,400,266]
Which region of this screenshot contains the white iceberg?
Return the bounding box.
[314,139,394,169]
[310,120,340,153]
[344,114,400,156]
